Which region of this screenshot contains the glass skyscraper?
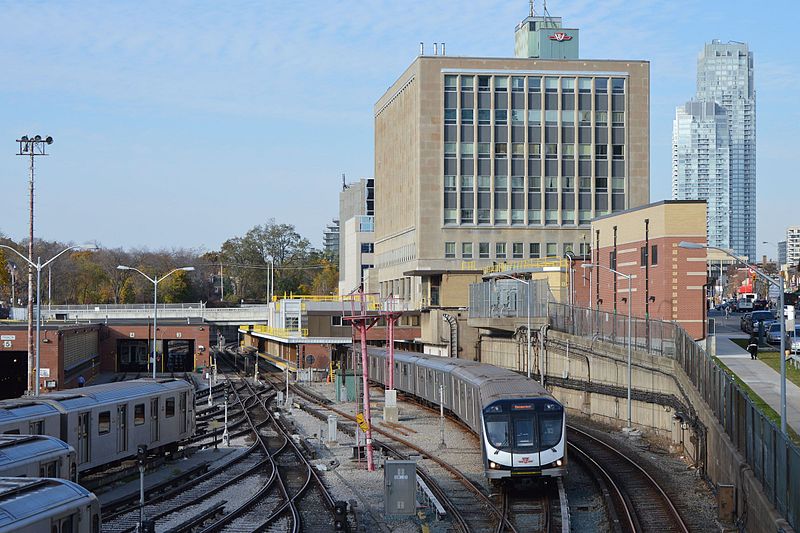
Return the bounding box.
[672,40,756,260]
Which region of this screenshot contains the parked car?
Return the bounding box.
[740,312,752,332]
[746,310,777,335]
[767,322,783,344]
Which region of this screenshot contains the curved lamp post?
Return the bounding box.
[117,266,195,378]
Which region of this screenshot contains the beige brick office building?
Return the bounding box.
[373,53,650,307]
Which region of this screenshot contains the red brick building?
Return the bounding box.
[0,320,211,399]
[589,200,708,339]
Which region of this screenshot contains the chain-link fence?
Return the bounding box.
[469,279,551,319]
[547,301,799,529]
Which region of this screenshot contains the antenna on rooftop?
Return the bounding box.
[342,173,346,191]
[529,0,535,17]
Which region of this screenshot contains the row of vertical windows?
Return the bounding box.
[445,75,625,94]
[445,241,589,259]
[445,143,624,159]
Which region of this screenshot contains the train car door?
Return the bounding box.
[150,398,160,442]
[179,392,187,434]
[117,404,128,453]
[77,412,90,465]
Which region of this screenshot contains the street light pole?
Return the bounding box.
[117,265,195,379]
[680,241,788,436]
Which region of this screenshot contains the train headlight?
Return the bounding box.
[556,459,563,466]
[489,461,497,469]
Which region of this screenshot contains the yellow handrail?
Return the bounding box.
[249,324,309,338]
[484,258,568,274]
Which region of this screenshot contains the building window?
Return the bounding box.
[612,145,624,160]
[478,76,491,92]
[578,144,591,159]
[578,110,591,124]
[445,242,456,258]
[612,78,625,94]
[578,78,592,93]
[462,242,473,259]
[545,144,558,158]
[98,411,111,434]
[596,78,608,94]
[331,315,343,326]
[528,109,541,125]
[651,245,658,266]
[496,243,507,259]
[529,243,541,258]
[528,77,541,93]
[562,144,575,159]
[444,142,456,155]
[461,143,475,156]
[529,143,541,157]
[561,78,575,93]
[478,109,491,125]
[478,142,491,157]
[609,250,617,270]
[512,76,525,92]
[495,109,508,124]
[596,145,608,159]
[612,111,624,125]
[511,109,524,125]
[479,242,490,259]
[640,246,648,266]
[545,77,558,93]
[579,242,591,257]
[461,76,474,91]
[495,76,508,92]
[444,75,457,91]
[512,242,524,258]
[495,143,508,157]
[360,243,374,253]
[461,109,474,124]
[563,243,573,255]
[511,143,525,158]
[444,109,457,125]
[546,243,557,257]
[595,110,608,125]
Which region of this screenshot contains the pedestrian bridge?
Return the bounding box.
[12,303,268,325]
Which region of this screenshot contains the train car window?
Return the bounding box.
[484,414,510,448]
[60,516,74,533]
[29,420,44,435]
[166,397,175,418]
[513,416,537,452]
[539,414,563,449]
[47,461,57,477]
[98,411,111,434]
[3,429,20,435]
[134,404,145,425]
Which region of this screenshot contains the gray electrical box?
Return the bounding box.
[384,460,416,516]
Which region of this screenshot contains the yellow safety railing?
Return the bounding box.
[273,293,380,305]
[249,324,309,338]
[484,258,568,274]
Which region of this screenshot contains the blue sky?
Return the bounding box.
[0,0,797,259]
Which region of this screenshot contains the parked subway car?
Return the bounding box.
[0,477,100,533]
[0,434,77,481]
[0,378,195,474]
[367,349,566,480]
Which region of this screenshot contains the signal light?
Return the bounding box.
[334,500,349,531]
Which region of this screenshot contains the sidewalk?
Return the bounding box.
[714,332,800,434]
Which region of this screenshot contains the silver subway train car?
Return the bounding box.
[0,477,100,533]
[367,349,566,480]
[0,378,195,474]
[0,434,77,481]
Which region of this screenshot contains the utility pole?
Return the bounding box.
[16,135,52,395]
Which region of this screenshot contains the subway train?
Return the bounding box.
[0,434,77,480]
[0,378,195,474]
[0,477,100,533]
[366,349,566,480]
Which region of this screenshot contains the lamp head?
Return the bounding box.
[581,263,594,269]
[117,265,131,271]
[78,244,99,252]
[33,135,41,142]
[45,136,53,145]
[20,135,28,142]
[678,241,705,250]
[180,267,195,272]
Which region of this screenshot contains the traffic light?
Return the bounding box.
[334,500,349,531]
[137,444,148,466]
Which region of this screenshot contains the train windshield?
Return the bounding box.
[539,413,563,449]
[484,414,510,449]
[512,414,538,453]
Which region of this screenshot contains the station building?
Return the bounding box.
[589,200,708,338]
[0,320,211,399]
[372,9,649,317]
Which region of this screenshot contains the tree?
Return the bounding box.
[0,249,11,303]
[310,259,338,295]
[162,270,192,303]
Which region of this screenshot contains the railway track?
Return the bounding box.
[497,486,552,533]
[567,425,689,533]
[250,359,517,533]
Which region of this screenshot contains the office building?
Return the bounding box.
[373,11,650,308]
[323,219,340,260]
[673,40,755,260]
[787,227,800,267]
[338,178,375,294]
[672,101,730,249]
